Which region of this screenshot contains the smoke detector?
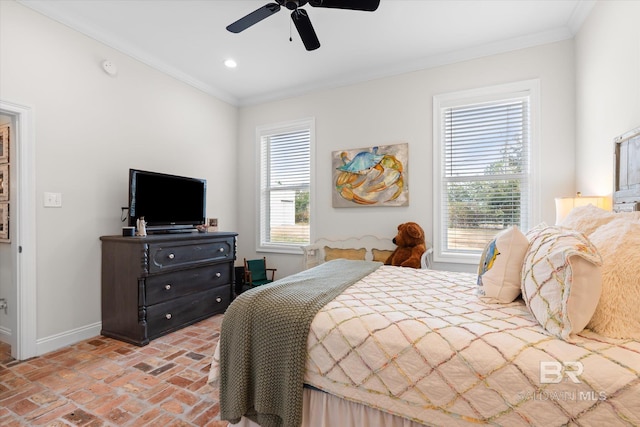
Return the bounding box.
[102,60,118,76]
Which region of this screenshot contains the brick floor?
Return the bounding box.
[0,315,229,427]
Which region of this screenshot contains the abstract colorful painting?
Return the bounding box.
[332,143,409,207]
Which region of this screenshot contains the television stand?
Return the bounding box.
[100,231,237,346]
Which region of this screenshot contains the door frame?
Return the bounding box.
[0,99,37,360]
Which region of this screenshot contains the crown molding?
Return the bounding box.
[238,27,573,107]
[18,0,584,109]
[567,0,597,34]
[17,0,240,106]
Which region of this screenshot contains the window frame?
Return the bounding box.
[432,80,540,265]
[256,117,315,254]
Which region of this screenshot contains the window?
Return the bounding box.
[433,80,539,264]
[257,118,314,253]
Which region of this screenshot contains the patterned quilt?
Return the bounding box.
[304,266,640,426]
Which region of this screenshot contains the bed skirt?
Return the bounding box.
[231,387,427,427]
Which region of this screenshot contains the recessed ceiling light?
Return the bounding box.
[224,59,237,69]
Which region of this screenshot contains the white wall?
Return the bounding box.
[238,40,576,276]
[0,1,237,351]
[575,0,640,195]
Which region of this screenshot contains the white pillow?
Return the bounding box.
[477,226,528,303]
[560,204,616,236]
[521,226,602,340]
[587,218,640,339]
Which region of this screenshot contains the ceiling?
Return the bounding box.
[18,0,594,106]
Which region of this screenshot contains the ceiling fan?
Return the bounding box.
[226,0,380,51]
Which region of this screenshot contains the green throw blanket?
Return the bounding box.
[219,259,382,427]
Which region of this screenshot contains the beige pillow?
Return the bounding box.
[477,226,529,303]
[324,246,366,261]
[372,248,394,263]
[560,204,617,236]
[587,218,640,339]
[521,226,602,340]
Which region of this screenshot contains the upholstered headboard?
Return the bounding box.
[301,235,395,270]
[301,235,433,270]
[613,126,640,212]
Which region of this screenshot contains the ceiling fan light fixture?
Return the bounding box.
[226,0,380,50]
[284,0,304,10]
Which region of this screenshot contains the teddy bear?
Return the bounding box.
[384,222,427,269]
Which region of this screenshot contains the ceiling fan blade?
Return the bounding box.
[291,9,320,51]
[226,3,281,33]
[309,0,380,11]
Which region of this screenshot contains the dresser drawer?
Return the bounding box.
[613,202,639,212]
[146,287,231,339]
[145,265,231,305]
[148,236,234,273]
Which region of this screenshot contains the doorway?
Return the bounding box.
[0,114,14,362]
[0,100,37,360]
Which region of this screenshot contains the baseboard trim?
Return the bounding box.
[36,322,102,356]
[0,325,11,343]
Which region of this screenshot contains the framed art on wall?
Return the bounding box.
[332,142,409,207]
[0,124,9,242]
[0,124,8,164]
[0,163,8,202]
[0,203,8,242]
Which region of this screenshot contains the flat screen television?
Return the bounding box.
[128,168,206,233]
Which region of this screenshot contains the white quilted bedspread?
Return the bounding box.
[305,266,640,426]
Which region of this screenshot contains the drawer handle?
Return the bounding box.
[216,297,222,303]
[165,313,172,320]
[168,253,175,260]
[215,272,221,278]
[218,247,224,252]
[165,284,171,290]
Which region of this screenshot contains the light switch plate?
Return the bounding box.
[44,192,62,207]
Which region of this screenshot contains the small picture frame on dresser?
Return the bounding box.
[207,218,218,232]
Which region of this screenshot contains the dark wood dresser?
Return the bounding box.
[100,231,237,346]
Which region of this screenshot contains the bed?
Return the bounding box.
[209,127,640,427]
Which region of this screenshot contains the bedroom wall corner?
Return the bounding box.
[574,0,640,196]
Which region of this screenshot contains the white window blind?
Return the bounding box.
[439,95,531,258]
[259,120,312,252]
